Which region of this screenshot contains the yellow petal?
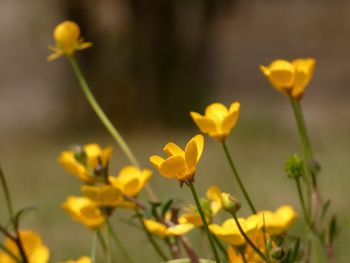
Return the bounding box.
[291,58,316,99]
[205,103,229,123]
[143,220,167,238]
[221,102,240,135]
[84,144,103,168]
[185,137,198,168]
[166,223,194,236]
[260,60,295,91]
[58,151,90,182]
[192,134,204,161]
[163,142,184,156]
[149,155,165,169]
[159,155,186,179]
[190,112,217,134]
[81,185,123,207]
[206,185,222,215]
[227,246,244,263]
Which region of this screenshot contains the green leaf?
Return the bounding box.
[161,199,174,219]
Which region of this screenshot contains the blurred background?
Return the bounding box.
[0,0,349,261]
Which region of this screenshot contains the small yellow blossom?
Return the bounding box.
[150,135,204,183]
[63,196,106,229]
[179,185,222,226]
[62,256,91,263]
[0,230,49,263]
[247,205,298,236]
[81,185,123,207]
[260,58,316,100]
[109,166,152,196]
[48,21,92,61]
[58,144,113,182]
[143,219,194,239]
[209,217,258,246]
[190,102,240,142]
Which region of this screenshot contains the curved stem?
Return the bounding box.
[187,180,221,263]
[68,56,158,202]
[107,221,134,263]
[0,166,14,219]
[222,143,257,214]
[91,230,98,263]
[232,214,267,262]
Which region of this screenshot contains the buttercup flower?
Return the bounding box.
[63,256,91,263]
[150,135,204,183]
[209,217,258,246]
[81,185,123,207]
[63,196,106,229]
[247,205,298,236]
[108,166,152,196]
[143,219,194,239]
[190,102,240,142]
[179,185,222,226]
[58,143,113,182]
[260,58,316,100]
[48,21,92,61]
[0,230,50,263]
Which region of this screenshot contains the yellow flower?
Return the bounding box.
[209,217,258,246]
[179,185,222,227]
[108,166,152,196]
[58,144,113,182]
[48,21,92,61]
[260,58,316,100]
[143,219,194,239]
[62,256,91,263]
[0,230,49,263]
[62,196,106,229]
[247,205,298,236]
[190,102,240,142]
[149,135,204,183]
[81,185,123,207]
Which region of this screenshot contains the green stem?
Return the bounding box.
[0,166,14,219]
[97,229,107,253]
[91,230,98,263]
[105,223,112,263]
[222,143,257,214]
[231,213,267,262]
[296,177,311,226]
[68,56,158,202]
[68,56,139,167]
[136,211,169,261]
[107,221,134,263]
[187,180,221,263]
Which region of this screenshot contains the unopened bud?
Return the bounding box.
[220,193,241,215]
[270,247,284,260]
[73,145,87,165]
[285,154,304,179]
[309,160,321,176]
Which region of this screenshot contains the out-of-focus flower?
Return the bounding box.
[143,219,194,239]
[63,196,106,229]
[209,217,258,246]
[150,135,204,183]
[190,102,240,142]
[58,144,113,182]
[81,185,123,207]
[62,256,91,263]
[247,205,298,236]
[260,58,316,100]
[48,21,92,61]
[109,166,152,196]
[179,185,222,226]
[0,230,49,263]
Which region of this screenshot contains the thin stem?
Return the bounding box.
[136,211,169,261]
[68,56,158,202]
[212,235,228,260]
[296,177,310,226]
[0,166,14,219]
[105,223,112,263]
[231,213,267,262]
[222,143,257,214]
[179,236,200,263]
[187,180,221,263]
[97,229,107,254]
[238,248,248,263]
[14,232,29,263]
[91,230,98,263]
[107,221,134,263]
[0,243,21,263]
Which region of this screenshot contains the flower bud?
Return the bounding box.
[270,246,284,260]
[285,154,304,179]
[309,159,321,176]
[73,145,87,165]
[54,21,80,55]
[220,192,241,215]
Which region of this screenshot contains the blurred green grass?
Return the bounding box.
[0,112,349,262]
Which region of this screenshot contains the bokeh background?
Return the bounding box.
[0,0,349,261]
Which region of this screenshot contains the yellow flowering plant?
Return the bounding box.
[1,20,342,263]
